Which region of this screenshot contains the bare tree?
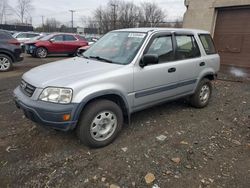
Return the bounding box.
[15,0,33,24]
[91,0,166,34]
[140,2,165,27]
[81,16,98,29]
[118,1,140,28]
[44,18,61,32]
[0,0,12,24]
[173,19,183,28]
[94,6,112,34]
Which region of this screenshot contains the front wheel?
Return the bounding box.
[36,47,48,58]
[77,99,123,148]
[190,78,212,108]
[0,54,13,72]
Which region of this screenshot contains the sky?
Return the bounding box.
[8,0,186,27]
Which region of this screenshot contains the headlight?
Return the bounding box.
[39,87,73,104]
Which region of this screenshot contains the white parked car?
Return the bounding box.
[13,32,40,43]
[13,32,41,51]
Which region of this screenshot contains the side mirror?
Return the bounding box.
[49,38,55,43]
[140,54,159,67]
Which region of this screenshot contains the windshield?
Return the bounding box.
[83,31,147,65]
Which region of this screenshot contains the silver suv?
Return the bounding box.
[14,28,220,147]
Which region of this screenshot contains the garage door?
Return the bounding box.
[214,7,250,68]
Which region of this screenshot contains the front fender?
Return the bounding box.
[72,85,131,123]
[0,49,15,61]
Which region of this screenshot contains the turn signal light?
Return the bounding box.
[63,114,71,121]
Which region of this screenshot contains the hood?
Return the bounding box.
[22,57,123,88]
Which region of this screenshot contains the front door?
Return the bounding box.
[49,35,65,53]
[133,34,181,109]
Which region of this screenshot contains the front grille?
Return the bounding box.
[20,80,36,97]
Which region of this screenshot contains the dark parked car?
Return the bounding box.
[0,30,23,72]
[24,33,88,58]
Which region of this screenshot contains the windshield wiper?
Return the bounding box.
[89,56,113,63]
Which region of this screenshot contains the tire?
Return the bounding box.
[0,54,13,72]
[77,99,123,148]
[68,53,76,57]
[190,78,212,108]
[36,47,48,58]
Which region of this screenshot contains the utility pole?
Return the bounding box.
[69,10,76,33]
[41,16,44,32]
[111,4,118,30]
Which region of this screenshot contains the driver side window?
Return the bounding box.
[52,35,63,41]
[146,36,174,63]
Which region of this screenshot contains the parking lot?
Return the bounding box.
[0,55,249,187]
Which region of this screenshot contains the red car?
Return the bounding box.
[24,33,88,58]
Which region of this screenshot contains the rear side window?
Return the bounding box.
[64,35,77,41]
[175,35,201,60]
[27,33,39,38]
[0,31,14,40]
[199,34,216,55]
[16,33,27,38]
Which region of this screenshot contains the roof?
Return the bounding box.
[114,27,210,34]
[51,32,78,35]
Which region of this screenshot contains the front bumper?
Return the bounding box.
[13,86,79,131]
[13,48,24,63]
[25,44,37,54]
[14,55,24,62]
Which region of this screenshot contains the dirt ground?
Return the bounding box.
[0,55,249,188]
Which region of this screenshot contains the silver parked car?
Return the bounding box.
[14,28,220,147]
[13,32,40,43]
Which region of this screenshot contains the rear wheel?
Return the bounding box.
[36,47,48,58]
[190,78,212,108]
[77,99,123,148]
[0,54,13,72]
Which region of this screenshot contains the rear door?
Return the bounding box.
[63,34,79,53]
[172,33,203,93]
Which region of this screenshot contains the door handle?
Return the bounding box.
[200,62,205,66]
[168,67,176,73]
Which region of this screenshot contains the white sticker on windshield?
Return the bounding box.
[128,33,146,38]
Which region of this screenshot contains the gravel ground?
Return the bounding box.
[0,55,249,188]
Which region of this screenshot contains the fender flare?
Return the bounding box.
[72,90,131,123]
[0,49,15,62]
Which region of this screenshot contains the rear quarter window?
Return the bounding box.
[0,31,14,40]
[64,35,77,41]
[199,34,216,55]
